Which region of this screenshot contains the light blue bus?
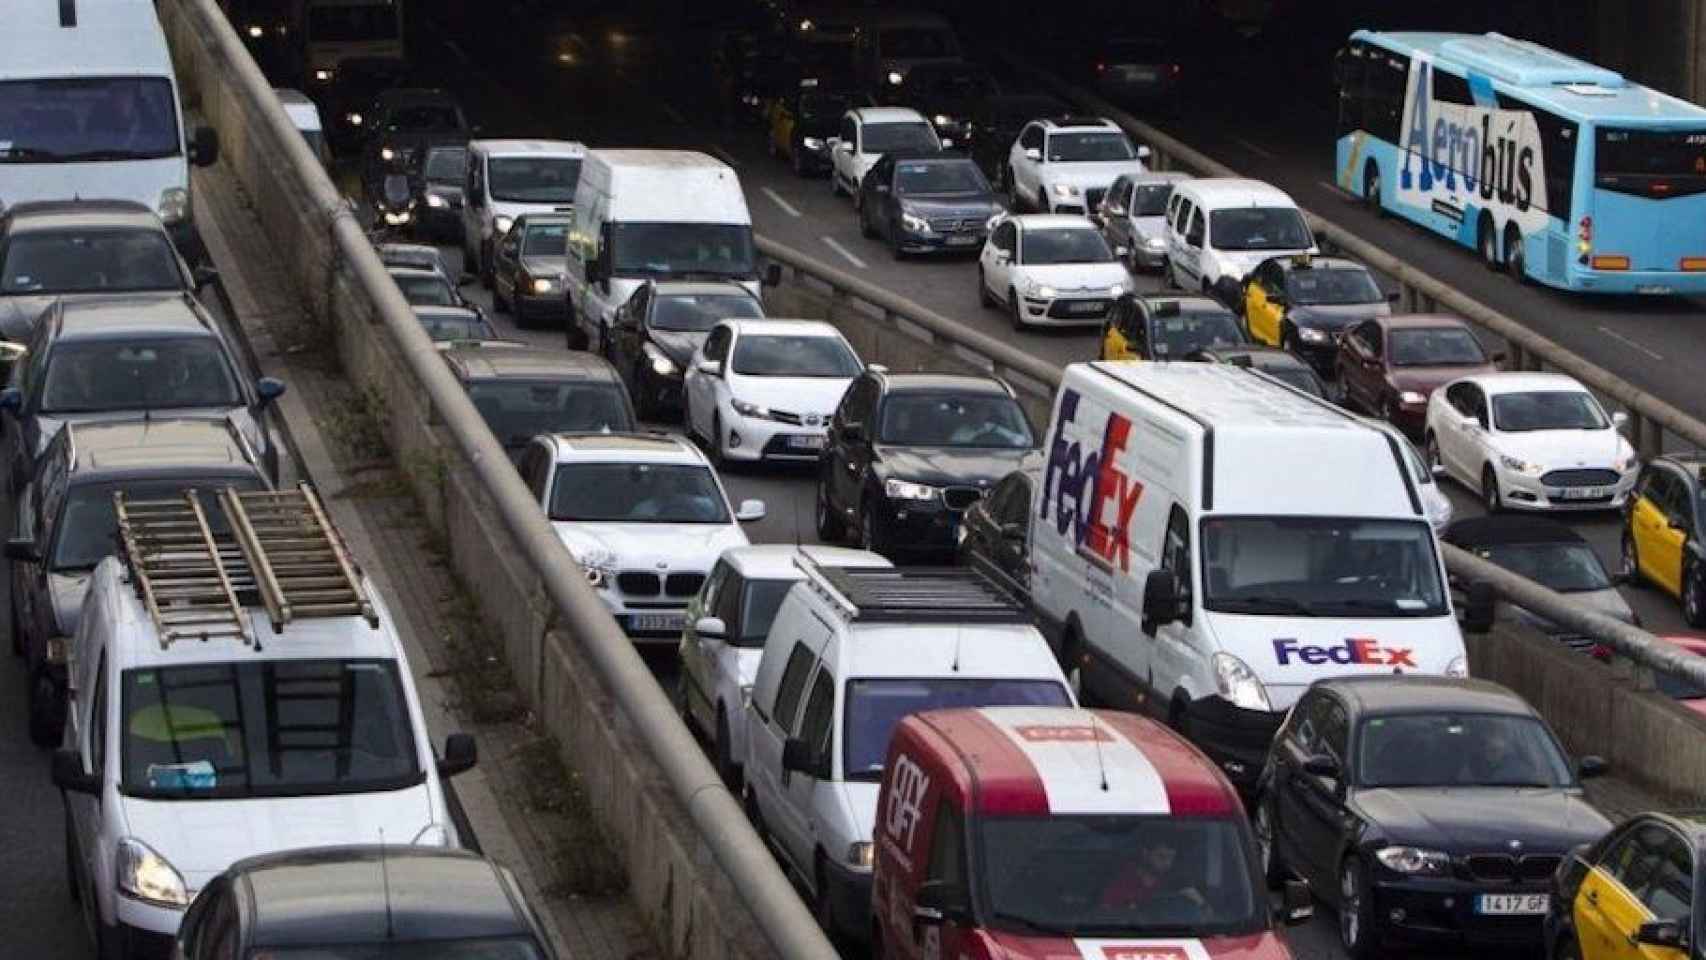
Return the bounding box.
[1333,31,1706,295]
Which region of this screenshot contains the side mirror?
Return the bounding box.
[694,616,727,639]
[1636,920,1687,950]
[992,250,1011,265]
[842,423,864,443]
[1277,879,1313,926]
[781,737,820,776]
[1141,569,1184,630]
[913,879,972,928]
[1023,147,1042,162]
[190,125,220,167]
[999,521,1026,540]
[192,265,219,290]
[0,388,21,414]
[826,136,842,150]
[1114,245,1130,258]
[1460,414,1481,431]
[1612,410,1630,429]
[1302,753,1340,779]
[52,749,100,795]
[1578,755,1608,779]
[255,377,287,407]
[437,732,478,777]
[4,537,39,563]
[763,262,783,288]
[1137,145,1153,160]
[1186,232,1203,248]
[1462,579,1496,635]
[736,499,767,522]
[695,359,723,377]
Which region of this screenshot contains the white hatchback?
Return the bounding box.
[1424,372,1638,513]
[978,214,1130,330]
[683,319,864,464]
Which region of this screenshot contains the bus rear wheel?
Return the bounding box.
[1504,223,1528,284]
[1478,216,1500,271]
[1362,163,1382,216]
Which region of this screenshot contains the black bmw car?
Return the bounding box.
[606,280,765,418]
[1255,676,1611,958]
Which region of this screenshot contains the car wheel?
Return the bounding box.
[814,856,836,935]
[1009,289,1025,331]
[1253,797,1286,888]
[978,268,995,309]
[1621,531,1646,588]
[830,170,845,197]
[492,276,511,314]
[792,145,809,178]
[28,663,63,747]
[861,497,889,556]
[890,234,905,261]
[1482,465,1503,514]
[715,707,741,791]
[1478,215,1499,271]
[597,322,612,361]
[672,671,694,733]
[480,239,495,288]
[1685,558,1705,627]
[10,596,22,658]
[1381,396,1398,424]
[97,919,125,960]
[858,201,875,238]
[565,301,589,351]
[1505,223,1528,283]
[1554,933,1583,960]
[710,414,728,469]
[1362,161,1382,216]
[815,471,847,541]
[1160,257,1176,289]
[1425,433,1444,481]
[1339,857,1379,959]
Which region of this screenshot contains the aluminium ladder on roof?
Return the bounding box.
[114,490,252,650]
[220,484,379,634]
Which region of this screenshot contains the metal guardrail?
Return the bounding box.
[1005,59,1706,462]
[166,2,837,956]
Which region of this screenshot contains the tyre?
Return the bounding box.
[1339,858,1380,959]
[710,414,728,469]
[1009,289,1025,331]
[28,663,64,748]
[978,268,994,308]
[1425,433,1444,481]
[792,145,809,178]
[1685,559,1705,627]
[1381,396,1397,425]
[814,857,836,935]
[564,301,589,351]
[1505,223,1528,284]
[673,671,694,733]
[859,202,876,239]
[64,811,79,903]
[1362,162,1382,216]
[1061,627,1091,705]
[1622,531,1646,588]
[1478,216,1499,270]
[492,277,511,314]
[1555,933,1583,960]
[860,497,890,556]
[1253,797,1287,888]
[830,170,845,197]
[815,471,847,541]
[715,707,741,791]
[479,239,494,288]
[10,595,22,658]
[1482,465,1503,514]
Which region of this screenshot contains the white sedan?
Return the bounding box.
[978,214,1131,330]
[683,319,863,464]
[1424,372,1639,513]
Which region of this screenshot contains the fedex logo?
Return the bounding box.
[1273,637,1416,668]
[1042,389,1145,572]
[884,753,931,853]
[1015,724,1114,743]
[1103,948,1189,960]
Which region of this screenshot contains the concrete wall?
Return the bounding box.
[159,2,772,956]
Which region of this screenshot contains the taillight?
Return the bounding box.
[1577,215,1593,260]
[1171,63,1182,77]
[1589,644,1613,662]
[1096,61,1106,73]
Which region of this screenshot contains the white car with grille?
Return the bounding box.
[682,319,864,464]
[978,214,1130,330]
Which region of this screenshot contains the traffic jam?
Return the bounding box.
[9,0,1706,957]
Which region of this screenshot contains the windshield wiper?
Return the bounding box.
[1212,595,1310,615]
[0,146,60,160]
[55,148,175,161]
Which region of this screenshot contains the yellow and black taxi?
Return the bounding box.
[1545,811,1705,960]
[1240,253,1394,377]
[1097,293,1248,362]
[1622,455,1706,626]
[766,77,856,177]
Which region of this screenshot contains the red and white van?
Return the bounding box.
[872,706,1311,959]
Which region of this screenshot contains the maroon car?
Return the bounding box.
[1337,314,1502,435]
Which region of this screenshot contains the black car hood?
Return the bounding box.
[1288,302,1391,332]
[796,115,840,139]
[649,329,709,367]
[1355,786,1610,853]
[877,445,1034,488]
[898,194,1002,220]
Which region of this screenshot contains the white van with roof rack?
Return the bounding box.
[0,0,219,258]
[742,558,1074,943]
[52,484,477,959]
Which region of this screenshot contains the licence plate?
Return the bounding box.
[1129,68,1158,81]
[1067,301,1103,314]
[630,613,685,632]
[945,234,980,246]
[1475,893,1549,916]
[1559,486,1609,500]
[1637,285,1674,295]
[787,435,826,450]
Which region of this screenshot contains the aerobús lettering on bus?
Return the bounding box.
[1400,60,1535,211]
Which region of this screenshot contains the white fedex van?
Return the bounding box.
[1031,361,1467,792]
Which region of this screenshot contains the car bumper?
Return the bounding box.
[418,205,462,233]
[516,291,569,318]
[1183,695,1285,791]
[593,593,694,644]
[1368,874,1552,947]
[722,416,828,462]
[895,230,988,254]
[872,498,965,554]
[1493,471,1637,512]
[116,895,188,948]
[1566,268,1706,296]
[1019,295,1113,326]
[821,859,874,942]
[1129,243,1168,268]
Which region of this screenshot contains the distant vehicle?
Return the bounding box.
[1444,515,1636,646]
[1335,31,1706,294]
[853,9,964,96]
[1098,293,1247,362]
[297,0,405,88]
[682,319,862,466]
[828,106,942,201]
[320,56,407,155]
[856,152,1004,258]
[965,93,1068,183]
[387,265,470,310]
[1424,372,1637,514]
[375,241,453,284]
[1007,116,1150,216]
[606,280,765,419]
[1187,344,1329,398]
[1239,255,1392,377]
[1546,810,1706,960]
[415,144,468,241]
[443,344,635,463]
[357,88,470,206]
[881,59,999,147]
[462,139,584,287]
[978,214,1129,330]
[1165,179,1315,304]
[176,847,556,960]
[491,213,571,328]
[274,88,331,167]
[1094,37,1185,107]
[1337,314,1501,436]
[1098,170,1193,269]
[410,304,498,344]
[1257,676,1610,959]
[816,370,1037,558]
[766,78,857,177]
[1622,453,1706,625]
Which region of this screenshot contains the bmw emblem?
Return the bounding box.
[1508,840,1524,852]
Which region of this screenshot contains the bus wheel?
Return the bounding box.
[1504,223,1528,284]
[1478,216,1500,271]
[1362,163,1382,216]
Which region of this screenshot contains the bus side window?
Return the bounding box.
[1336,43,1366,137]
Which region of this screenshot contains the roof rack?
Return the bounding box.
[222,484,378,633]
[115,491,252,650]
[792,554,1029,624]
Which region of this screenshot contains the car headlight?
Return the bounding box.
[802,136,825,151]
[531,277,558,294]
[380,146,397,162]
[885,477,939,501]
[116,839,190,908]
[1211,652,1270,711]
[901,211,931,234]
[642,342,679,377]
[1499,454,1543,476]
[157,187,189,225]
[247,24,265,38]
[1297,326,1330,344]
[1398,390,1427,406]
[383,210,413,225]
[1106,283,1125,296]
[314,68,334,82]
[888,70,904,85]
[1025,280,1057,299]
[847,841,874,870]
[493,215,514,236]
[932,114,952,128]
[1445,655,1468,678]
[731,397,771,420]
[1145,235,1166,249]
[1050,183,1081,198]
[425,192,447,208]
[346,111,363,126]
[1375,846,1452,876]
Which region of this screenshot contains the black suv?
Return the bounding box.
[815,369,1038,558]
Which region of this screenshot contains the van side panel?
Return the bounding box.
[873,717,967,960]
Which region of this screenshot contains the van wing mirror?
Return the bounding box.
[190,125,220,167]
[1141,570,1184,630]
[1637,920,1688,950]
[913,880,972,927]
[1302,753,1340,780]
[437,732,478,777]
[763,262,783,288]
[1023,147,1042,162]
[1461,579,1496,635]
[4,537,39,563]
[781,737,822,777]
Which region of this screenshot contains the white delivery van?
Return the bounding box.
[0,0,219,258]
[462,139,585,286]
[274,88,331,168]
[1164,178,1315,305]
[565,149,777,351]
[1031,361,1466,792]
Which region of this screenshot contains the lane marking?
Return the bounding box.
[660,102,686,124]
[1232,136,1276,160]
[820,237,868,269]
[1598,325,1665,361]
[708,144,741,168]
[761,187,801,218]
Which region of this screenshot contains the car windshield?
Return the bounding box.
[119,659,422,800]
[522,223,568,257]
[905,66,993,99]
[653,293,762,332]
[730,334,860,377]
[465,380,633,446]
[250,941,545,960]
[1357,713,1573,789]
[0,78,181,162]
[42,337,242,413]
[862,122,940,155]
[894,160,989,195]
[1209,207,1311,251]
[1151,310,1244,358]
[487,157,580,203]
[51,477,265,571]
[1463,540,1613,593]
[379,250,441,274]
[1491,390,1609,432]
[382,104,460,133]
[733,578,796,648]
[393,273,456,306]
[1130,183,1173,216]
[611,222,757,280]
[1022,228,1112,265]
[880,28,959,58]
[799,92,851,120]
[1046,132,1136,162]
[878,392,1033,448]
[980,815,1263,937]
[424,146,467,182]
[1201,517,1447,617]
[843,678,1070,778]
[2,230,183,294]
[1389,328,1487,367]
[549,463,729,523]
[414,311,494,342]
[1286,268,1382,305]
[307,5,399,41]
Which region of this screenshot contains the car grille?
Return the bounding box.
[1085,187,1106,212]
[617,572,661,596]
[942,486,984,511]
[1461,853,1563,883]
[767,409,828,428]
[665,573,705,597]
[1046,298,1111,319]
[1541,468,1619,488]
[928,217,985,233]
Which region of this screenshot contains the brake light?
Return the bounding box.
[1589,643,1613,662]
[1591,255,1631,270]
[1096,61,1106,73]
[1682,257,1706,271]
[1576,216,1593,260]
[1652,181,1672,195]
[1171,63,1182,77]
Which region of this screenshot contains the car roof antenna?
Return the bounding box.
[1091,714,1111,792]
